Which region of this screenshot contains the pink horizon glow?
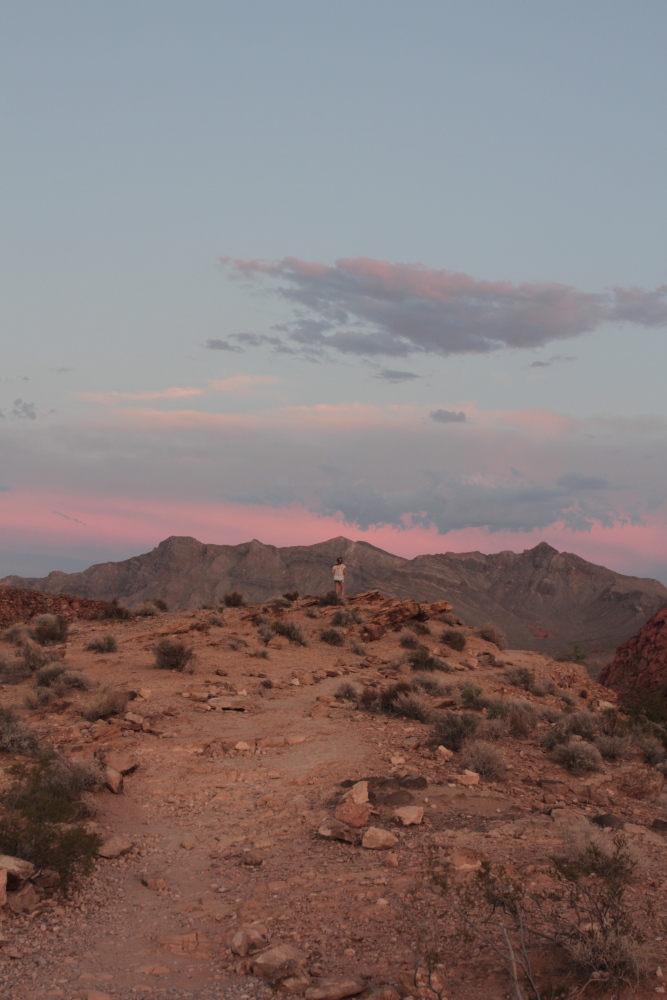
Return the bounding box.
[1,489,666,581]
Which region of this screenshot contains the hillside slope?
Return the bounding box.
[2,535,666,659]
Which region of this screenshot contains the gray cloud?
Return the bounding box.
[204,338,244,352]
[529,355,576,368]
[221,257,667,358]
[430,409,466,424]
[557,473,609,491]
[374,369,421,383]
[12,399,36,420]
[53,511,87,526]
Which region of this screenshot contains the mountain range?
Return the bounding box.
[2,535,666,663]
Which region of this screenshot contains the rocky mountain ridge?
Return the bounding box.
[600,605,667,701]
[2,535,666,661]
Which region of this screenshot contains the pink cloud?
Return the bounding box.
[79,387,203,403]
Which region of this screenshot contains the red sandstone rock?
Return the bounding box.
[0,586,107,630]
[600,605,667,700]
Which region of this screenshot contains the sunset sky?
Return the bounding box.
[2,1,667,582]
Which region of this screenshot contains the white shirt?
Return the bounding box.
[332,563,346,582]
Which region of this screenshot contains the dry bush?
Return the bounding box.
[594,733,634,762]
[0,653,33,685]
[2,622,32,645]
[257,625,274,645]
[95,598,133,620]
[320,627,345,646]
[399,631,419,649]
[206,612,224,627]
[19,638,52,672]
[412,673,451,697]
[0,706,40,755]
[634,733,666,766]
[441,629,466,652]
[540,705,564,723]
[461,740,505,779]
[36,664,90,692]
[249,648,269,659]
[24,688,54,710]
[227,637,248,650]
[391,693,431,723]
[409,646,451,673]
[331,608,363,626]
[152,598,169,611]
[335,682,358,701]
[135,602,158,617]
[477,622,507,649]
[567,710,599,741]
[305,607,319,619]
[431,711,479,751]
[406,620,431,636]
[506,700,538,737]
[283,591,299,602]
[317,590,344,607]
[223,591,244,607]
[153,638,194,672]
[459,685,491,711]
[350,639,366,655]
[506,666,534,690]
[272,620,307,645]
[83,688,130,721]
[477,717,509,741]
[85,634,117,653]
[552,739,603,774]
[359,686,379,711]
[531,679,557,697]
[30,613,68,645]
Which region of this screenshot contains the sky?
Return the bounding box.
[2,1,667,582]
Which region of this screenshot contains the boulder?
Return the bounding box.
[305,976,366,1000]
[104,766,124,795]
[342,780,369,805]
[318,819,362,846]
[231,926,268,956]
[102,752,139,775]
[6,883,40,914]
[269,960,312,995]
[252,944,304,978]
[334,801,372,828]
[601,606,667,699]
[454,770,480,786]
[0,868,6,907]
[362,827,397,850]
[0,855,34,884]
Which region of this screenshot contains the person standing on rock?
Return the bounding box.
[332,556,347,598]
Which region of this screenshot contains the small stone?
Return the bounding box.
[310,704,331,719]
[138,688,152,699]
[231,927,267,957]
[181,839,195,850]
[366,988,400,1000]
[125,712,144,725]
[362,827,398,850]
[104,766,124,795]
[291,677,301,686]
[394,806,424,826]
[592,813,624,830]
[343,780,369,805]
[235,741,252,751]
[318,819,362,846]
[103,752,139,775]
[0,854,34,881]
[286,734,308,745]
[390,755,406,766]
[334,801,372,828]
[189,691,210,703]
[241,852,263,867]
[384,852,399,868]
[305,975,366,999]
[86,992,113,1000]
[652,818,667,832]
[141,876,168,891]
[454,770,479,786]
[258,736,286,748]
[448,848,482,871]
[98,835,133,859]
[269,959,311,995]
[252,944,304,978]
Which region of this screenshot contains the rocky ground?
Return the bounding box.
[1,592,667,1000]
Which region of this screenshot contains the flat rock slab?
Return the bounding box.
[305,975,367,999]
[98,836,133,859]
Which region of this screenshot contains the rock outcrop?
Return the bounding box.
[0,586,107,629]
[2,535,666,658]
[600,605,667,701]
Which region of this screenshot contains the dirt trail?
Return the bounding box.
[1,598,667,1000]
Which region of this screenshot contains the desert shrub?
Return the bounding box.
[305,607,319,619]
[272,620,307,646]
[83,688,130,721]
[406,621,431,636]
[459,685,490,711]
[379,681,413,712]
[152,598,169,611]
[270,597,291,609]
[506,666,534,690]
[135,602,158,617]
[477,718,508,741]
[594,733,634,762]
[0,653,33,685]
[409,646,451,673]
[531,679,557,698]
[2,622,32,645]
[484,697,509,720]
[552,739,603,774]
[540,705,564,723]
[283,591,299,602]
[441,629,466,652]
[0,706,41,755]
[359,686,380,711]
[257,625,274,645]
[19,638,51,672]
[153,638,194,672]
[31,613,68,645]
[228,637,248,650]
[335,682,358,701]
[567,711,599,741]
[540,720,572,751]
[461,740,505,780]
[634,733,666,766]
[560,692,575,707]
[223,591,244,607]
[412,673,450,696]
[331,608,363,626]
[598,708,628,737]
[317,590,343,607]
[391,693,431,723]
[431,711,480,751]
[96,598,133,620]
[399,631,419,649]
[477,623,507,650]
[250,648,269,659]
[204,612,223,627]
[0,756,103,890]
[506,700,538,737]
[321,627,345,646]
[85,634,117,653]
[36,665,90,692]
[24,688,54,709]
[350,639,366,655]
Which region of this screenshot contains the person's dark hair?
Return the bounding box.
[336,556,343,564]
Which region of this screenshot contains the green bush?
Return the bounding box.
[321,627,345,646]
[31,614,69,645]
[85,634,117,653]
[0,756,103,890]
[431,711,480,751]
[441,629,466,652]
[153,638,194,671]
[223,591,244,607]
